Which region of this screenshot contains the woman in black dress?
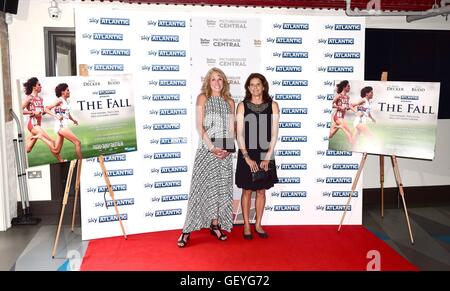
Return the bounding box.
[235,73,279,239]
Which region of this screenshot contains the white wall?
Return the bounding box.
[3,0,450,205]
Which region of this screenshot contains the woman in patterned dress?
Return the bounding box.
[177,67,235,247]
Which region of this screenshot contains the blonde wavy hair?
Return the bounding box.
[200,67,232,101]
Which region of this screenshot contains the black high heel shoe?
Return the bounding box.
[243,225,253,240]
[210,224,227,241]
[177,232,190,247]
[254,228,268,239]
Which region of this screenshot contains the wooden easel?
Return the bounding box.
[51,65,128,258]
[337,72,415,245]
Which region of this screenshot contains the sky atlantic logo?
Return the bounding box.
[282,23,309,30]
[154,208,182,217]
[281,136,307,142]
[107,169,134,177]
[159,80,186,86]
[151,94,180,101]
[334,52,361,59]
[160,166,188,173]
[98,214,128,223]
[92,33,123,41]
[158,50,186,57]
[278,177,301,184]
[281,80,308,86]
[101,49,130,56]
[327,38,355,45]
[151,65,180,72]
[99,18,130,25]
[281,108,308,114]
[334,24,361,30]
[275,37,302,44]
[93,64,124,71]
[326,150,352,156]
[104,198,134,208]
[154,152,181,159]
[326,177,352,183]
[275,150,301,156]
[151,35,179,42]
[279,122,301,128]
[280,163,307,170]
[275,66,302,72]
[154,180,182,188]
[325,205,351,211]
[159,108,187,115]
[152,123,181,130]
[274,94,301,100]
[97,184,127,193]
[281,191,307,198]
[161,194,188,202]
[280,51,308,58]
[160,137,187,144]
[158,20,186,27]
[327,66,354,73]
[331,191,358,197]
[274,205,300,211]
[98,154,126,162]
[332,163,359,170]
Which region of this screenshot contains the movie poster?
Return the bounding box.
[19,74,137,167]
[328,80,440,160]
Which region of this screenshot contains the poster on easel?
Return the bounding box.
[19,74,137,167]
[328,80,440,160]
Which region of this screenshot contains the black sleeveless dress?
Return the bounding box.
[235,100,279,190]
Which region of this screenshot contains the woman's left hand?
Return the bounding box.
[260,160,270,171]
[73,120,79,125]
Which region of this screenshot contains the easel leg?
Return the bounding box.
[52,160,77,258]
[380,155,384,218]
[98,156,127,239]
[338,153,368,231]
[391,156,415,244]
[71,159,82,232]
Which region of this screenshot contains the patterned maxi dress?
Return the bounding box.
[182,96,233,233]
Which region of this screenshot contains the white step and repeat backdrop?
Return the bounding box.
[76,9,365,240]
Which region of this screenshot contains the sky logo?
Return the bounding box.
[282,51,308,58]
[401,95,419,100]
[283,23,309,30]
[159,108,187,115]
[276,66,302,72]
[160,137,187,144]
[153,123,181,130]
[154,152,181,159]
[326,177,352,183]
[158,20,186,27]
[151,35,179,42]
[276,37,302,44]
[275,94,301,100]
[327,66,354,73]
[334,52,361,59]
[281,136,307,142]
[160,166,188,173]
[279,122,301,128]
[274,205,300,211]
[93,33,123,40]
[154,180,182,188]
[334,24,361,30]
[155,208,182,217]
[99,18,130,25]
[161,194,188,202]
[328,38,355,45]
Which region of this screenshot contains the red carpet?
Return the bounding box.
[80,225,417,271]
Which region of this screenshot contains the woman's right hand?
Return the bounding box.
[211,147,228,160]
[245,156,259,173]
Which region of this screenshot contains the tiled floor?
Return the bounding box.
[0,205,449,271]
